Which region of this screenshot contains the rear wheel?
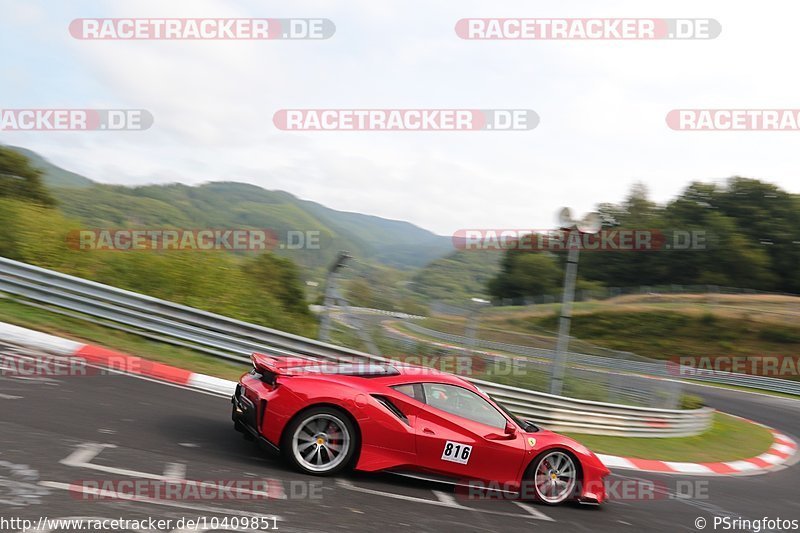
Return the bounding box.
[282,406,357,475]
[529,450,579,505]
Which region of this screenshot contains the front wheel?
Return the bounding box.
[282,407,357,475]
[528,450,579,505]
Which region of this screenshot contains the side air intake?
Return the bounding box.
[371,395,409,425]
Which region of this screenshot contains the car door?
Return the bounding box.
[413,382,527,487]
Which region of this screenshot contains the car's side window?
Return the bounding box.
[421,383,507,430]
[392,383,427,403]
[392,384,416,399]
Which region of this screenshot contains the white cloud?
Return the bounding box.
[1,0,799,235]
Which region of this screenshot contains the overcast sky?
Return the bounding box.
[1,0,799,235]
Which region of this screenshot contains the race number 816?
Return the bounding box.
[441,441,472,464]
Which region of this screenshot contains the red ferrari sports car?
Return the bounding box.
[232,353,610,505]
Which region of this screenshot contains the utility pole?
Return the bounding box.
[465,297,490,356]
[550,208,601,396]
[318,251,382,356]
[318,251,351,343]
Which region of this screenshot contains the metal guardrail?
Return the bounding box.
[471,378,713,437]
[0,256,713,437]
[396,321,800,397]
[381,322,681,409]
[0,257,371,365]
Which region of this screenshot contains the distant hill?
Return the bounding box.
[4,146,451,272]
[4,146,94,188]
[411,249,501,302]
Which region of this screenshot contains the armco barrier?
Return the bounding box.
[0,256,713,436]
[396,321,800,396]
[471,378,712,436]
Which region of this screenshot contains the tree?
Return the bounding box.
[578,183,667,287]
[0,147,55,206]
[622,182,660,225]
[243,253,312,319]
[486,179,796,297]
[713,178,800,292]
[488,251,561,300]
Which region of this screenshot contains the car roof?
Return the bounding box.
[377,363,479,389]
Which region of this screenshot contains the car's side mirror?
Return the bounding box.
[484,422,518,441]
[522,420,539,432]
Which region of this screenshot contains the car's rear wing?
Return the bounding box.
[250,352,399,378]
[251,352,317,375]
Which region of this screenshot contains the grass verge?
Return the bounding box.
[565,412,775,463]
[0,296,249,381]
[486,307,800,362]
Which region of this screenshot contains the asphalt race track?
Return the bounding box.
[1,344,799,533]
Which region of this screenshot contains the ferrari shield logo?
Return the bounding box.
[527,437,537,447]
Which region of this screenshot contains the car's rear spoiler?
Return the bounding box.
[250,352,400,377]
[251,352,318,375]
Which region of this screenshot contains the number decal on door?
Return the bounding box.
[441,441,472,464]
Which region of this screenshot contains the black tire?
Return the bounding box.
[524,449,581,505]
[281,406,358,476]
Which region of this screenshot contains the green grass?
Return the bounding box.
[0,296,249,381]
[565,413,774,462]
[533,310,800,362]
[474,294,800,362]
